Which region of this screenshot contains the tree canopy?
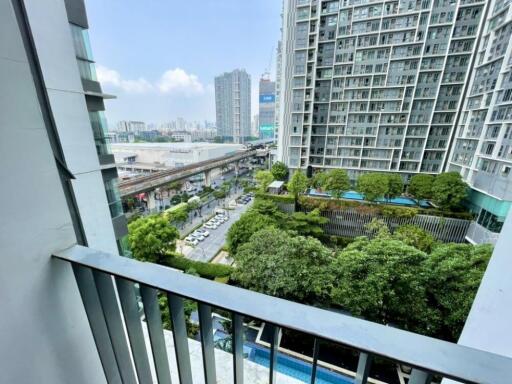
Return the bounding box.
[386,174,403,200]
[424,243,492,341]
[393,224,436,253]
[287,170,309,200]
[286,209,328,239]
[311,171,329,190]
[330,237,435,334]
[324,169,351,198]
[431,172,467,210]
[357,173,389,202]
[271,161,289,181]
[408,174,434,201]
[226,210,277,255]
[255,170,274,192]
[128,215,179,264]
[233,227,334,303]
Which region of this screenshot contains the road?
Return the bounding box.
[185,200,253,262]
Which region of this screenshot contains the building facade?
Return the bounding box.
[62,0,130,254]
[275,40,283,143]
[278,0,487,180]
[259,74,277,140]
[448,0,512,242]
[215,69,252,143]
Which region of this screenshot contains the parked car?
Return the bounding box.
[185,238,199,246]
[191,232,205,241]
[204,223,217,229]
[196,229,209,237]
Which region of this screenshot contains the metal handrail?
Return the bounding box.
[54,245,512,384]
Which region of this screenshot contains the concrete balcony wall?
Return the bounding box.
[0,1,105,381]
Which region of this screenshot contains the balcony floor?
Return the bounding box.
[141,323,303,384]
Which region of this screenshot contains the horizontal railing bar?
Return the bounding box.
[54,245,512,384]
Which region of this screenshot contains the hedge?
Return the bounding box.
[163,253,234,280]
[255,192,295,204]
[296,195,473,220]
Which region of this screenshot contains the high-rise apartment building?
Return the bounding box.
[259,74,277,140]
[448,0,512,243]
[278,0,487,180]
[215,69,252,143]
[275,40,283,143]
[3,1,512,382]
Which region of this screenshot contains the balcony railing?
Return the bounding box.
[54,245,512,384]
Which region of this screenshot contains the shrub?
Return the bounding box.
[163,253,234,280]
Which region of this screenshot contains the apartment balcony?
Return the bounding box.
[51,245,512,384]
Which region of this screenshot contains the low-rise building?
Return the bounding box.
[111,142,245,168]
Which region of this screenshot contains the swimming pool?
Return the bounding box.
[308,189,431,208]
[214,330,353,384]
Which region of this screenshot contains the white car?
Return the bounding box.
[196,229,210,237]
[191,232,205,241]
[204,223,217,229]
[185,238,199,246]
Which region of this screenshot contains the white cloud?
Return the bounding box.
[96,65,204,96]
[96,65,154,93]
[157,68,204,95]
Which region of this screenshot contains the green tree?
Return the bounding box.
[227,211,277,255]
[330,237,435,334]
[233,227,334,303]
[393,225,436,253]
[255,170,274,192]
[168,181,183,191]
[271,161,289,181]
[356,173,388,202]
[424,243,492,341]
[166,206,189,224]
[364,218,391,239]
[128,215,179,264]
[408,174,435,201]
[286,209,328,239]
[431,172,468,210]
[311,171,328,190]
[287,170,309,200]
[386,174,403,200]
[324,169,351,198]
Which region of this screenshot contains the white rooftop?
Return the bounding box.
[111,142,245,151]
[268,180,284,188]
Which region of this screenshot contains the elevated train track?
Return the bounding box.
[118,149,264,197]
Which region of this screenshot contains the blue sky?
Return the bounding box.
[85,0,282,126]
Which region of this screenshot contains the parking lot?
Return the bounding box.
[183,196,254,262]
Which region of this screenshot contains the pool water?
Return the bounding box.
[214,330,353,384]
[308,189,431,208]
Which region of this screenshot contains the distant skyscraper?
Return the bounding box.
[259,74,276,140]
[215,69,251,143]
[252,114,260,138]
[275,40,283,143]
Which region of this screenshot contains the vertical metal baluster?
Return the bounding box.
[269,324,282,384]
[73,265,122,384]
[310,338,321,384]
[198,303,217,384]
[115,277,153,384]
[140,285,172,384]
[93,271,138,384]
[354,352,373,384]
[409,369,432,384]
[232,313,245,384]
[167,293,193,384]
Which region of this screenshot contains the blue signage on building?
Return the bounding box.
[259,94,275,103]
